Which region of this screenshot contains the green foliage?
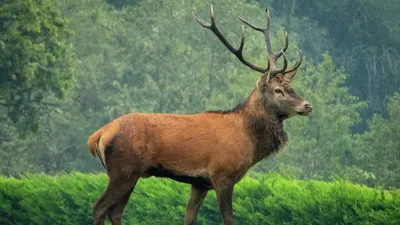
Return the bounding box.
[0,0,75,132]
[0,173,399,225]
[105,0,141,9]
[350,94,400,189]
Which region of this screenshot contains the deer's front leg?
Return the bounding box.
[215,179,234,225]
[184,185,208,225]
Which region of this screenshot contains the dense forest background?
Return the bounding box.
[0,0,399,189]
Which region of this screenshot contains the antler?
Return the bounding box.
[283,49,303,74]
[239,8,291,76]
[193,6,302,77]
[192,5,268,73]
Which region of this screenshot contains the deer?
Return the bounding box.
[87,5,312,225]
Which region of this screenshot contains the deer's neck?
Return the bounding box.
[240,90,288,165]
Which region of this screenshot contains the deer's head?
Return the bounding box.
[193,6,312,119]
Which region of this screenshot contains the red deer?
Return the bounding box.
[88,5,312,225]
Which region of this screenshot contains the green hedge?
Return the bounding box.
[0,173,399,225]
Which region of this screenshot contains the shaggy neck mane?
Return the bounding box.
[206,102,246,114]
[207,89,288,164]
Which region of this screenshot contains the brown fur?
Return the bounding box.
[88,6,312,225]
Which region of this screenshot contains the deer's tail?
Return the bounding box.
[88,127,107,169]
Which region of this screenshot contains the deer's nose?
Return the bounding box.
[305,103,312,109]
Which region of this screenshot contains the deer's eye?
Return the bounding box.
[274,89,285,97]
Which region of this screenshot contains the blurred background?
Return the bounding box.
[0,0,399,189]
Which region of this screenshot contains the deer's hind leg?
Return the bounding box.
[107,173,139,225]
[92,173,139,225]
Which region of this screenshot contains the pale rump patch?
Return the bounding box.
[96,137,107,168]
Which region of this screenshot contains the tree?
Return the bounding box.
[0,0,75,133]
[350,94,400,188]
[0,0,75,175]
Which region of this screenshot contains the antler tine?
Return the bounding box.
[283,49,303,74]
[193,5,268,73]
[238,16,264,32]
[239,8,290,77]
[270,31,288,60]
[239,9,283,57]
[270,50,288,75]
[282,31,289,53]
[265,8,273,56]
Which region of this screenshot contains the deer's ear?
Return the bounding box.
[256,77,266,92]
[256,72,271,92]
